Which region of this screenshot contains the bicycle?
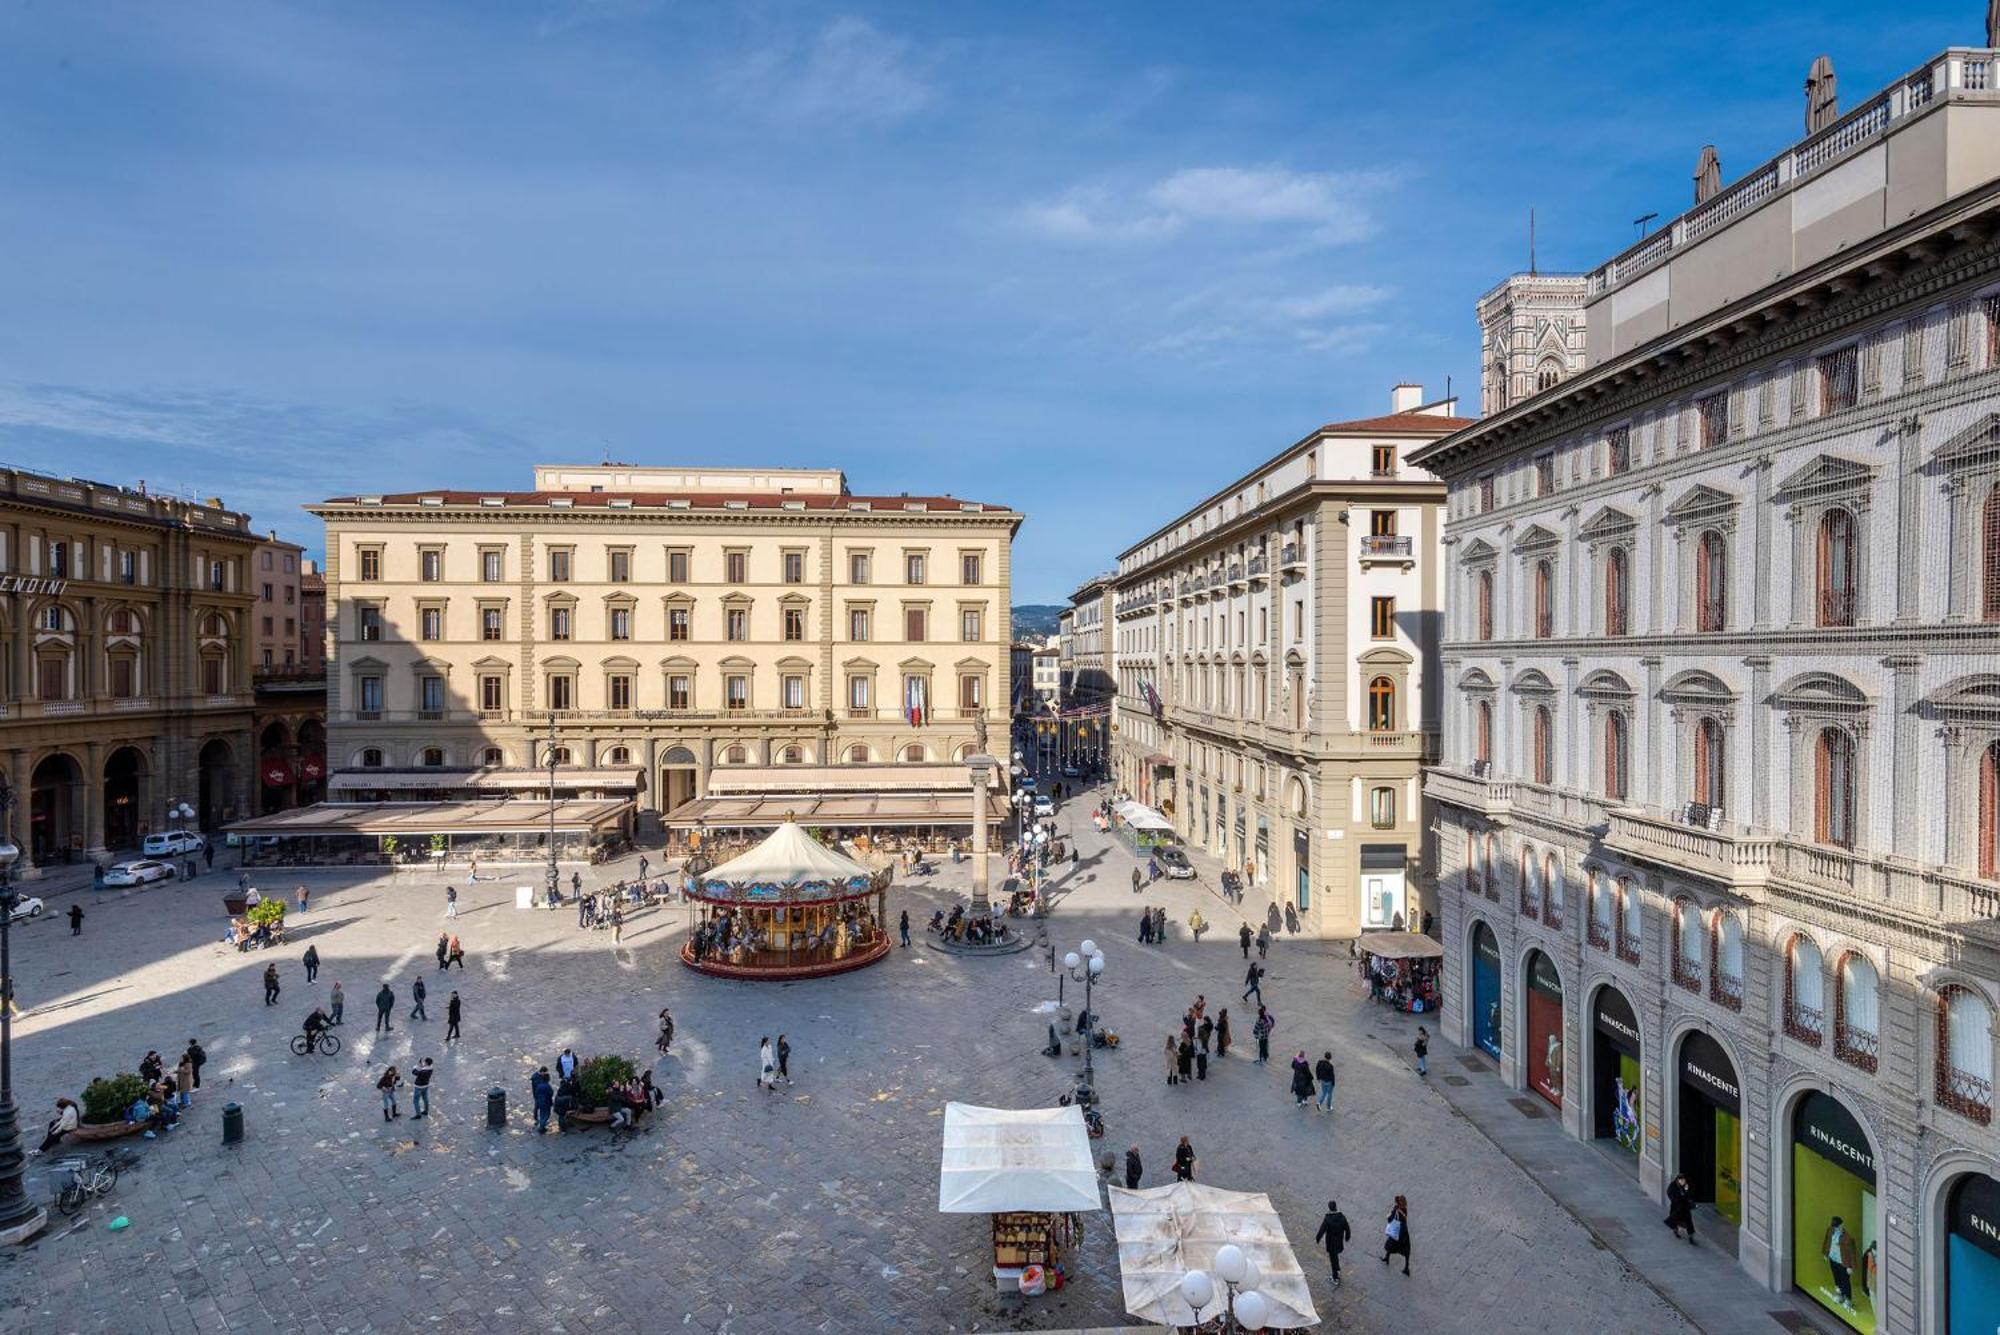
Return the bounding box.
[290,1028,342,1057]
[53,1152,122,1216]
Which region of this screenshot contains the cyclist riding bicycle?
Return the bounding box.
[302,1006,331,1048]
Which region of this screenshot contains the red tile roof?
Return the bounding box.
[1316,412,1479,435]
[317,490,1013,512]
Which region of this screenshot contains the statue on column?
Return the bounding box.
[972,709,989,756]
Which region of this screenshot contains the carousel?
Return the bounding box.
[681,821,894,980]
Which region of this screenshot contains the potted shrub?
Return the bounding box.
[72,1073,153,1140]
[246,899,286,930]
[577,1055,637,1111]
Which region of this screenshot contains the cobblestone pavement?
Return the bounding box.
[0,795,1688,1334]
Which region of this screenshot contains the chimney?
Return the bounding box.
[1390,383,1424,414]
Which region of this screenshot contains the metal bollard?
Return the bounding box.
[486,1086,506,1128]
[222,1101,244,1145]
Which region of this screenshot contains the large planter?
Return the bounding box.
[70,1120,146,1143]
[223,895,248,916]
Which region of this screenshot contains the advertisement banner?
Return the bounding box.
[1948,1173,2000,1335]
[1471,923,1501,1058]
[1524,951,1563,1108]
[1792,1092,1878,1333]
[261,759,294,788]
[1714,1108,1742,1226]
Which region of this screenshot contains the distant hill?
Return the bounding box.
[1011,604,1066,641]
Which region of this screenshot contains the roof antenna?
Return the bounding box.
[1634,211,1659,237]
[1529,207,1537,275]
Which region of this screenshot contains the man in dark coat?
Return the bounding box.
[1665,1173,1698,1243]
[1315,1200,1352,1285]
[445,991,462,1043]
[262,962,281,1005]
[1239,923,1253,959]
[374,982,395,1033]
[410,975,428,1021]
[183,1039,206,1090]
[1124,1145,1143,1190]
[530,1066,554,1133]
[303,944,320,983]
[67,904,83,936]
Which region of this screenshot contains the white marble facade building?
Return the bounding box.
[1417,42,2000,1335]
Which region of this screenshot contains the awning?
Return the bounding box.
[1145,753,1174,768]
[226,799,634,838]
[328,767,642,794]
[1108,1181,1320,1329]
[1357,931,1443,961]
[1113,800,1174,833]
[938,1103,1103,1215]
[665,792,1009,829]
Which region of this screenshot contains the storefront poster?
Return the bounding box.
[1714,1108,1742,1226]
[1592,987,1642,1153]
[1948,1173,2000,1335]
[1792,1092,1878,1334]
[1524,951,1563,1108]
[1679,1030,1742,1225]
[1612,1055,1642,1152]
[1471,923,1501,1059]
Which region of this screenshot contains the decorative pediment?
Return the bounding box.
[1513,524,1561,555]
[1663,484,1739,526]
[1459,538,1498,567]
[540,655,581,671]
[1661,669,1736,704]
[347,655,387,673]
[1458,667,1497,692]
[777,655,816,672]
[840,656,877,672]
[1578,506,1637,542]
[1510,669,1557,695]
[896,656,934,673]
[1283,647,1306,668]
[1359,645,1414,667]
[600,655,640,671]
[1930,413,2000,475]
[471,655,513,672]
[1772,671,1869,716]
[1776,454,1874,503]
[660,655,699,671]
[1924,674,2000,726]
[1576,669,1635,700]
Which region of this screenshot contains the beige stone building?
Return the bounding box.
[0,466,258,866]
[1108,385,1470,936]
[250,534,306,673]
[310,465,1020,829]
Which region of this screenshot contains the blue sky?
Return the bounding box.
[0,0,1975,601]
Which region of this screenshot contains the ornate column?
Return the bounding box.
[1562,656,1581,790]
[1786,502,1810,628]
[1752,455,1775,630]
[966,753,996,916]
[1746,657,1773,829]
[1641,657,1663,805]
[1943,476,1976,623]
[1887,654,1924,856]
[1940,726,1975,869]
[82,740,105,857]
[1893,415,1924,624]
[1642,484,1665,635]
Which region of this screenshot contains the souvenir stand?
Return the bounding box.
[1357,931,1444,1013]
[938,1102,1104,1294]
[681,821,892,979]
[1107,1180,1320,1330]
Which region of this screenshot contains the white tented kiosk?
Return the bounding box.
[1108,1180,1321,1329]
[938,1102,1103,1293]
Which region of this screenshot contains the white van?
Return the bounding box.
[142,830,206,857]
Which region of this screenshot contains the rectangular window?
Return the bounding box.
[1370,509,1398,537]
[1371,596,1395,640]
[1818,346,1858,414]
[849,608,870,641]
[726,607,748,641]
[725,675,749,710]
[110,658,135,698]
[782,675,805,709]
[1536,455,1555,497]
[1371,444,1397,477]
[482,549,503,582]
[725,551,748,583]
[547,675,574,711]
[357,548,382,582]
[783,551,805,584]
[609,550,631,583]
[668,674,691,710]
[1370,787,1396,829]
[419,607,442,641]
[210,560,226,590]
[1698,392,1729,448]
[961,552,982,585]
[262,551,273,570]
[669,607,690,641]
[905,553,926,585]
[358,605,383,641]
[284,587,294,605]
[959,675,982,710]
[782,606,805,641]
[667,549,689,583]
[848,676,871,713]
[262,582,274,603]
[419,677,444,717]
[1606,426,1631,475]
[550,606,572,641]
[119,551,136,584]
[480,675,504,712]
[262,615,274,636]
[849,552,870,584]
[609,607,633,641]
[1292,600,1304,641]
[548,549,571,582]
[261,649,273,669]
[481,607,504,641]
[419,550,442,582]
[358,675,383,714]
[905,607,926,641]
[961,608,982,642]
[608,675,633,711]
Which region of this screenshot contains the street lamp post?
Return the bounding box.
[1177,1244,1269,1334]
[544,712,559,908]
[1062,939,1105,1102]
[169,801,195,835]
[0,781,47,1243]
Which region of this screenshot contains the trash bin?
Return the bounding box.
[486,1086,506,1128]
[222,1101,244,1145]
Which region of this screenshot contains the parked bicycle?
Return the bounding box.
[54,1151,127,1215]
[290,1027,342,1057]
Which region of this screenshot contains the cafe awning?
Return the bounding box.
[1108,1182,1319,1329]
[665,791,1009,829]
[938,1103,1103,1215]
[1357,931,1444,961]
[328,766,641,794]
[226,799,634,838]
[1113,800,1174,833]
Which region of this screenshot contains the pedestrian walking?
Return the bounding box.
[1664,1173,1698,1244]
[377,1066,403,1121]
[777,1034,792,1085]
[758,1036,776,1092]
[1315,1052,1337,1112]
[1177,1035,1195,1084]
[1131,867,1142,894]
[1198,1014,1214,1055]
[899,909,911,947]
[1172,1135,1196,1182]
[1124,1144,1143,1189]
[1242,960,1264,1003]
[638,854,649,881]
[1380,1195,1411,1274]
[184,1039,206,1090]
[330,981,345,1026]
[412,1057,435,1118]
[374,982,395,1032]
[203,843,215,872]
[1238,923,1251,959]
[1290,1051,1314,1106]
[1413,1026,1429,1077]
[1253,1007,1273,1064]
[238,869,249,893]
[262,962,281,1006]
[531,1066,554,1133]
[1215,1009,1232,1059]
[448,935,465,969]
[445,991,461,1042]
[174,1051,194,1109]
[1138,908,1153,945]
[1256,924,1271,959]
[1194,1042,1208,1082]
[1315,1200,1352,1286]
[296,885,309,915]
[1153,906,1166,942]
[410,976,428,1021]
[67,904,83,936]
[435,933,449,971]
[182,857,196,881]
[577,894,588,929]
[1164,1033,1180,1086]
[571,871,582,899]
[303,944,320,983]
[557,1048,578,1082]
[611,906,624,945]
[445,885,458,918]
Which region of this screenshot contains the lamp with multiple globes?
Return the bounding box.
[0,781,47,1243]
[1177,1243,1269,1332]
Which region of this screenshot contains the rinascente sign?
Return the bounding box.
[0,576,66,595]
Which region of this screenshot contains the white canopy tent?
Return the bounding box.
[937,1103,1103,1214]
[1107,1181,1320,1329]
[1113,800,1174,834]
[702,820,876,888]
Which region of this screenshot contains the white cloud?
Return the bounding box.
[723,16,935,126]
[1017,165,1389,247]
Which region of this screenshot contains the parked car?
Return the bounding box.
[1060,765,1082,779]
[1157,847,1196,879]
[102,859,175,887]
[6,896,44,922]
[1032,795,1056,818]
[142,830,206,857]
[1017,775,1038,792]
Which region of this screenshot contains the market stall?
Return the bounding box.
[938,1102,1103,1294]
[1106,799,1178,856]
[1358,931,1443,1013]
[1107,1181,1320,1330]
[681,821,892,980]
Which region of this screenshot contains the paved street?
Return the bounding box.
[0,795,1689,1334]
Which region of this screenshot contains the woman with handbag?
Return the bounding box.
[1380,1195,1412,1274]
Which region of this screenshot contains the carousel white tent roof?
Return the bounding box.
[1107,1181,1320,1329]
[937,1103,1103,1214]
[705,821,876,886]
